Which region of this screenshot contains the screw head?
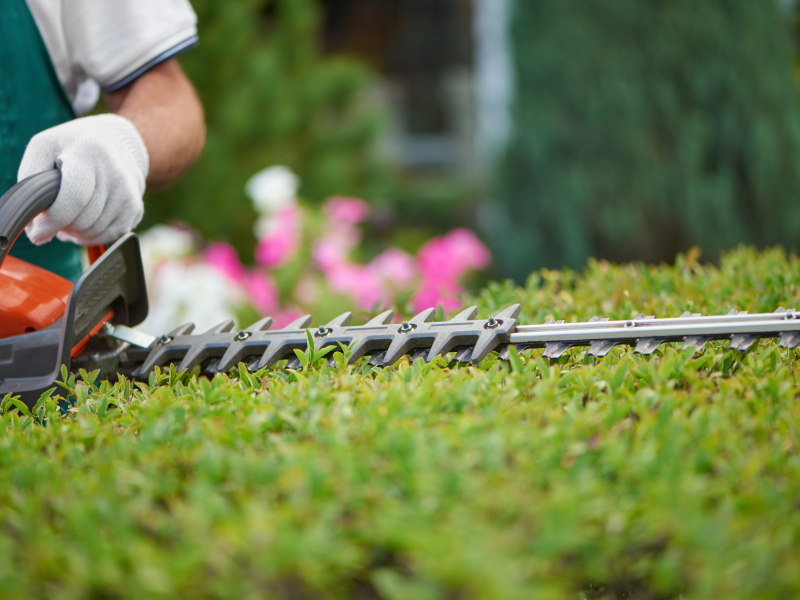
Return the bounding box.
[315,326,331,337]
[158,335,173,345]
[484,317,503,329]
[235,330,252,341]
[398,321,416,333]
[101,322,114,335]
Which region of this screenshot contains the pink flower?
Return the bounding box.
[273,309,303,329]
[324,197,371,224]
[243,272,278,315]
[417,229,490,284]
[446,228,491,270]
[410,229,491,312]
[204,242,246,282]
[369,248,416,287]
[325,263,385,310]
[411,281,463,313]
[255,208,299,267]
[312,239,347,272]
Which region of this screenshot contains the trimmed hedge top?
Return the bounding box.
[1,246,799,599]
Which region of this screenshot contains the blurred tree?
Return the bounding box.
[142,0,390,259]
[495,0,800,279]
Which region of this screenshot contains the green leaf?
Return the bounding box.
[506,345,526,374]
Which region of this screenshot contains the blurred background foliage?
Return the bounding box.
[143,0,800,282]
[142,0,392,260]
[496,0,800,278]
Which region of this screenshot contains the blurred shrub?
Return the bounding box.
[141,0,391,260]
[495,0,800,279]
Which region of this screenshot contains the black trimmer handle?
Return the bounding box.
[0,169,61,266]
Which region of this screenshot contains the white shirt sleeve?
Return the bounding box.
[26,0,198,115]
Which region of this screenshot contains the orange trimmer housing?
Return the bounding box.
[0,255,72,338]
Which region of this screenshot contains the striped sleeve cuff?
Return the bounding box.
[103,34,198,92]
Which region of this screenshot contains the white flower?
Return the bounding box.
[245,166,300,214]
[138,225,195,274]
[137,260,246,336]
[253,215,277,239]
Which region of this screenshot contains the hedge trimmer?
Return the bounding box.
[2,172,799,406]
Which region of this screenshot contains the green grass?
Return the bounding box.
[2,246,800,599]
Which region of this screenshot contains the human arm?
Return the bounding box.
[105,58,205,191]
[18,58,205,246]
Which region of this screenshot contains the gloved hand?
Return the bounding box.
[18,114,149,246]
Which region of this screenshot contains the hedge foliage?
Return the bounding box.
[497,0,800,279]
[2,245,800,599]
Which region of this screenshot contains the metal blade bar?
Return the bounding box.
[514,308,795,335]
[96,307,800,380]
[510,311,800,345]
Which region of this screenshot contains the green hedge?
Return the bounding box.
[496,0,800,279]
[1,246,800,598]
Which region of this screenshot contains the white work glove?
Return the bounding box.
[18,114,149,246]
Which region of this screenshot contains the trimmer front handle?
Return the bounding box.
[0,169,62,266]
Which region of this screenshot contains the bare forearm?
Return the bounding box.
[105,59,205,190]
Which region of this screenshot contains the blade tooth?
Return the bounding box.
[555,320,565,324]
[204,358,221,375]
[543,342,572,360]
[382,335,420,366]
[730,333,758,352]
[468,311,520,364]
[365,309,394,326]
[168,323,195,336]
[205,319,271,374]
[412,348,429,363]
[727,309,738,316]
[495,304,522,320]
[739,311,748,315]
[589,316,600,322]
[775,307,786,314]
[410,308,436,323]
[368,351,387,366]
[176,322,237,373]
[588,340,619,357]
[634,313,645,319]
[634,338,665,355]
[601,318,610,322]
[285,356,302,370]
[451,306,479,321]
[325,312,353,328]
[544,318,555,325]
[133,341,190,378]
[283,315,313,330]
[251,317,273,331]
[680,311,692,318]
[426,334,461,362]
[347,337,388,365]
[453,346,473,363]
[683,336,711,353]
[255,342,306,370]
[215,339,272,373]
[132,322,197,377]
[206,319,236,334]
[779,332,800,349]
[497,345,512,361]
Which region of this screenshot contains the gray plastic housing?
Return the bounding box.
[0,233,148,406]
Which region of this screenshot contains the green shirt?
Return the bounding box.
[0,0,83,282]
